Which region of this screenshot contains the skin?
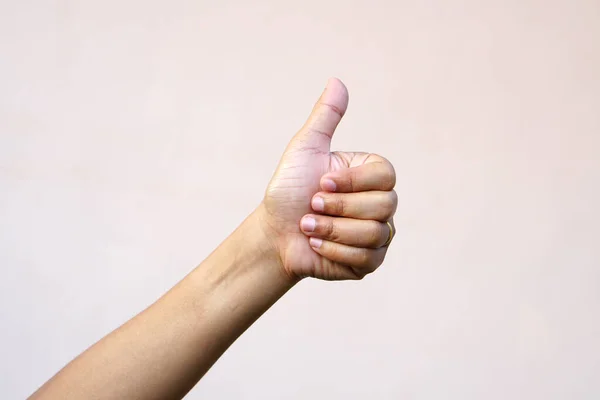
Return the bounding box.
[29,78,397,400]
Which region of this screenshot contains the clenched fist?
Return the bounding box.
[258,78,397,281]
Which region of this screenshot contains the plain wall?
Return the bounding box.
[1,1,599,398]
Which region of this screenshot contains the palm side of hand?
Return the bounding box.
[259,78,397,281]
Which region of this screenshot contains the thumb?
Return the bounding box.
[294,77,349,151]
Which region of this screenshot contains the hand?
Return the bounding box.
[258,78,397,281]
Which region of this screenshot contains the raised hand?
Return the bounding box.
[29,78,398,400]
[259,78,397,281]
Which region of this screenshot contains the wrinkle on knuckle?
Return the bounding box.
[320,101,345,118]
[348,170,357,192]
[306,128,332,143]
[334,196,346,215]
[326,220,338,240]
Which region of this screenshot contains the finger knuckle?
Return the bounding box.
[370,155,396,185]
[373,249,387,269]
[383,167,396,189]
[329,195,346,215]
[348,170,358,192]
[325,242,341,259]
[357,249,373,269]
[366,222,383,247]
[384,191,398,218]
[324,219,340,241]
[367,249,386,273]
[390,190,398,208]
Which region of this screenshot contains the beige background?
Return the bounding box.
[1,1,599,398]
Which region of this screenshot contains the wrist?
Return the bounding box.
[190,205,299,298]
[247,204,302,285]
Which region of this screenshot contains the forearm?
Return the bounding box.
[30,209,297,400]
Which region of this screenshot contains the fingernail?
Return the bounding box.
[322,178,336,192]
[301,216,316,232]
[311,196,325,212]
[309,237,323,249]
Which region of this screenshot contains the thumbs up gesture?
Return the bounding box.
[258,78,397,281]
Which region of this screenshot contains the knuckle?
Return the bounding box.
[374,249,387,269]
[364,249,385,273]
[384,191,398,218]
[320,101,345,118]
[366,222,383,247]
[328,195,346,215]
[382,155,396,174]
[305,128,332,145]
[317,217,332,237]
[332,245,347,262]
[373,156,396,190]
[357,248,372,269]
[367,258,380,273]
[372,154,396,186]
[348,170,358,192]
[324,219,340,241]
[383,167,396,189]
[390,190,398,208]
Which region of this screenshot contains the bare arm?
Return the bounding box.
[29,78,397,399]
[30,210,293,400]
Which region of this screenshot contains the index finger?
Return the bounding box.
[320,155,396,193]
